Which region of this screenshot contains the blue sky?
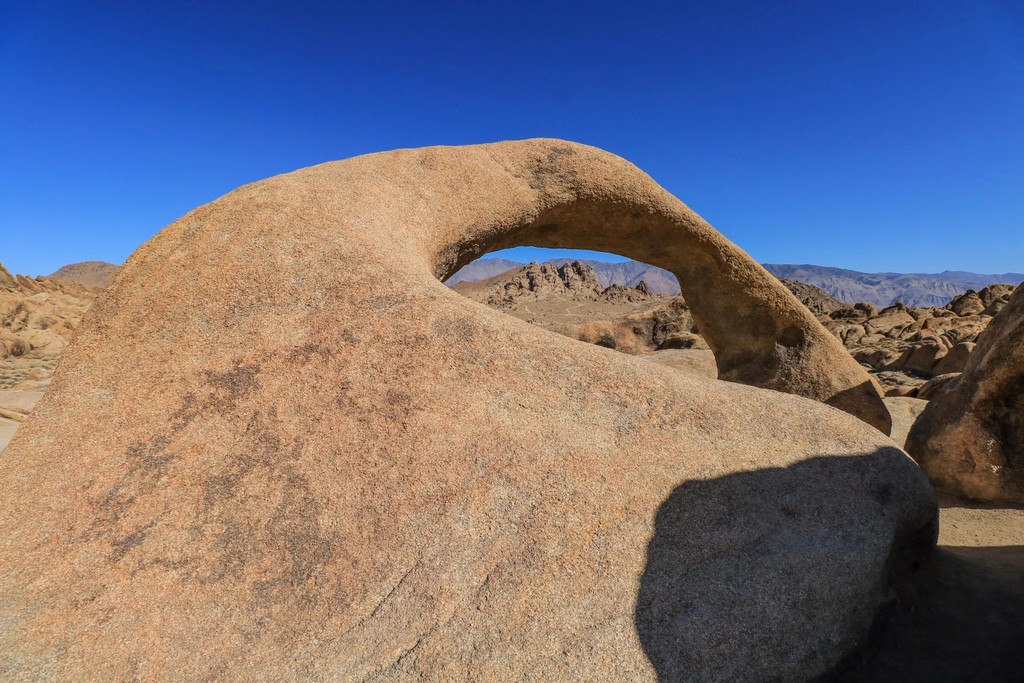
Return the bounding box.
[1,1,1022,276]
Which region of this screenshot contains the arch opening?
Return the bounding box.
[444,247,715,375]
[415,139,889,432]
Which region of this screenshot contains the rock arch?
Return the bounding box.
[423,140,889,431]
[0,139,930,680]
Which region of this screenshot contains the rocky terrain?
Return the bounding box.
[822,283,1016,397]
[0,262,107,450]
[0,140,1020,681]
[0,139,930,680]
[0,261,105,373]
[451,260,1018,402]
[448,257,1024,307]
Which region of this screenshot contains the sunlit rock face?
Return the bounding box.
[0,139,933,681]
[908,284,1024,504]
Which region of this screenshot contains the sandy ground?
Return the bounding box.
[0,416,17,453]
[501,295,669,330]
[830,496,1024,682]
[0,387,45,453]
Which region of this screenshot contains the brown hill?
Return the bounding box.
[49,260,120,289]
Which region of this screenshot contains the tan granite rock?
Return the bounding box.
[884,397,929,448]
[932,341,975,375]
[0,139,930,681]
[907,284,1024,503]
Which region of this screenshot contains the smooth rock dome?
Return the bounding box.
[0,139,932,680]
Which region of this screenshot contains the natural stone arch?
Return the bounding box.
[0,139,932,680]
[423,140,889,432]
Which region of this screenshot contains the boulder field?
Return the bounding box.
[0,139,934,680]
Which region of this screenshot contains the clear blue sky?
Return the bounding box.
[2,1,1022,276]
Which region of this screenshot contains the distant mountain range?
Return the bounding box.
[762,264,1024,307]
[447,258,1024,307]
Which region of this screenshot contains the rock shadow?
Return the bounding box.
[825,545,1024,682]
[634,449,937,682]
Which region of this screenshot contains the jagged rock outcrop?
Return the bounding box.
[779,278,844,316]
[907,284,1024,503]
[0,262,18,290]
[0,263,95,364]
[452,260,655,309]
[0,139,931,680]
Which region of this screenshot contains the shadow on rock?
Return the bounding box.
[635,449,937,682]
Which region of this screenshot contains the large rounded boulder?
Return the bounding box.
[0,140,932,680]
[907,284,1024,503]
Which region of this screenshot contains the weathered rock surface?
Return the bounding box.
[641,348,719,379]
[571,297,697,354]
[907,285,1024,503]
[916,373,961,401]
[0,139,932,680]
[0,418,15,450]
